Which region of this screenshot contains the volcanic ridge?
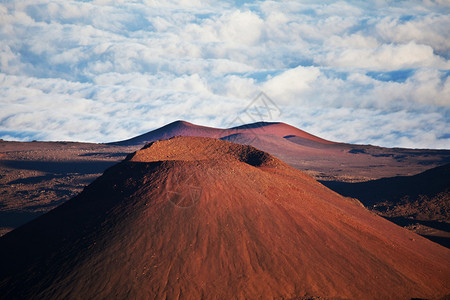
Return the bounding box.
[110,120,333,147]
[0,137,449,299]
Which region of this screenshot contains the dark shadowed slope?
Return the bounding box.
[0,137,449,299]
[322,163,450,208]
[322,163,450,247]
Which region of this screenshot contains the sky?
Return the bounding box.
[0,0,449,148]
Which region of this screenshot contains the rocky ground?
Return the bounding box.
[0,140,136,236]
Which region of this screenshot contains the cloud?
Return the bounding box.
[0,0,449,149]
[262,66,321,104]
[185,10,264,45]
[375,14,450,57]
[319,41,449,71]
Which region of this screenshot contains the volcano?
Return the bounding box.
[0,137,449,299]
[110,120,333,147]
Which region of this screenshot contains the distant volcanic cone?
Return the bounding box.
[0,137,449,299]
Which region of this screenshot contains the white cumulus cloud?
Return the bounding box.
[0,0,449,148]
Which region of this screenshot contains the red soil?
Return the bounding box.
[0,137,449,299]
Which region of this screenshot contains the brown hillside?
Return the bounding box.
[0,137,449,299]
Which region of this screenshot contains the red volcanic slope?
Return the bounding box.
[111,120,334,146]
[0,137,449,299]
